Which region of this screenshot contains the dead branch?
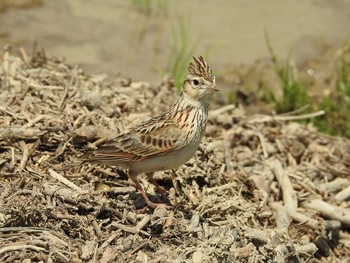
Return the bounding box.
[304,199,350,226]
[0,244,46,255]
[48,169,88,194]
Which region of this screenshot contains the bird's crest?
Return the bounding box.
[188,56,215,83]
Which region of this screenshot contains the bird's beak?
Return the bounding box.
[209,84,219,92]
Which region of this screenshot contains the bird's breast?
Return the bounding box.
[175,105,208,139]
[130,108,207,174]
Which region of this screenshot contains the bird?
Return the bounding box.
[78,56,218,208]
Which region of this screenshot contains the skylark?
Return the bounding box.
[79,56,218,208]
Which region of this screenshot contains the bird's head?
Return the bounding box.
[182,56,218,102]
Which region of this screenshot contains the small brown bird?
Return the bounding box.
[79,56,218,208]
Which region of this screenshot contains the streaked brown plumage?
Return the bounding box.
[79,56,218,208]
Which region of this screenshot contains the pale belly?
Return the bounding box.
[129,139,201,174]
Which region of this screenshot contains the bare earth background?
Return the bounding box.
[1,1,350,263]
[1,0,350,81]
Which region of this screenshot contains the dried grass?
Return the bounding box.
[0,48,350,262]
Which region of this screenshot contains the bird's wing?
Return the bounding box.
[79,113,186,163]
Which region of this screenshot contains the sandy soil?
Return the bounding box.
[1,0,350,82]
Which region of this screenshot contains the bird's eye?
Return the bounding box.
[192,79,199,86]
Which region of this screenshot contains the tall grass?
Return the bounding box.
[313,46,350,137]
[132,0,168,16]
[265,33,350,137]
[265,32,310,113]
[170,17,198,91]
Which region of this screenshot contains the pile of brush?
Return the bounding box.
[0,49,349,262]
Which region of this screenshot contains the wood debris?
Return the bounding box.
[0,49,350,262]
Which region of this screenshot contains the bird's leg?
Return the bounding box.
[145,172,166,196]
[129,172,168,209]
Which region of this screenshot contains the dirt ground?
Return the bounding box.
[0,48,350,263]
[2,0,350,82]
